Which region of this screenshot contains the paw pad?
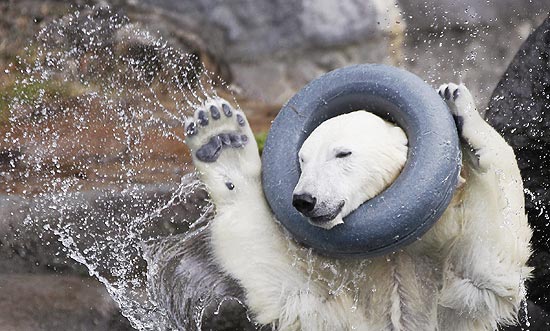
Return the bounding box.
[186,122,197,136]
[186,98,252,163]
[195,136,223,162]
[197,110,209,126]
[193,133,250,163]
[209,105,221,120]
[236,113,246,127]
[222,103,232,117]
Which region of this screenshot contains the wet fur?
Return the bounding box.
[177,85,532,331]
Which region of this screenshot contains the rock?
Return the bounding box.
[0,181,209,275]
[398,1,547,111]
[500,300,550,331]
[397,0,548,30]
[485,15,550,312]
[133,0,403,104]
[131,0,548,110]
[134,0,400,60]
[0,274,133,331]
[229,38,398,104]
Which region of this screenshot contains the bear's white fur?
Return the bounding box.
[185,83,532,331]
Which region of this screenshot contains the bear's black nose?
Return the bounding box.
[292,193,317,215]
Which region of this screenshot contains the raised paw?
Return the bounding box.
[437,83,479,136]
[437,83,503,171]
[185,97,256,164]
[184,97,261,199]
[437,83,478,119]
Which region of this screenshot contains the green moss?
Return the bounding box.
[0,92,9,123]
[0,71,86,124]
[255,131,268,155]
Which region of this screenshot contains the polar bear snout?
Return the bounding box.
[292,193,317,215]
[308,200,345,227]
[292,187,346,229]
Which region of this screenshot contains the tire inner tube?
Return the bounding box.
[261,64,462,258]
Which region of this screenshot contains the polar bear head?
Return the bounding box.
[292,111,408,229]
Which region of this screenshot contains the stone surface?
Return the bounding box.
[500,300,550,331]
[0,274,133,331]
[0,182,210,330]
[486,16,550,217]
[398,0,547,111]
[485,15,550,312]
[130,0,548,110]
[132,0,403,105]
[229,39,399,105]
[135,0,401,60]
[398,0,548,30]
[0,182,209,275]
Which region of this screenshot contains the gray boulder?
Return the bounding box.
[0,182,209,275]
[133,0,402,104]
[485,15,550,313]
[0,274,133,331]
[398,0,548,30]
[134,0,400,60]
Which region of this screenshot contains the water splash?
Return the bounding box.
[0,6,230,330]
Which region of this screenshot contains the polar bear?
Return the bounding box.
[181,83,532,331]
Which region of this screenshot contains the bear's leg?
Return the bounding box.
[185,97,262,205]
[436,83,532,329]
[438,83,526,223]
[437,83,517,174]
[185,97,298,328]
[185,98,354,330]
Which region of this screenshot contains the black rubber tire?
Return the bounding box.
[261,64,461,258]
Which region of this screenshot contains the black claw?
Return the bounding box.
[195,136,223,162]
[197,110,209,126]
[438,89,443,97]
[225,182,235,190]
[444,86,451,100]
[453,88,460,100]
[236,113,246,127]
[186,122,197,136]
[241,134,248,143]
[210,105,221,120]
[222,104,232,117]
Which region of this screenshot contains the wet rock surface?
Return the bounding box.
[485,15,550,313]
[502,300,550,331]
[133,0,547,109]
[135,0,400,61]
[133,0,403,105]
[0,274,134,331]
[0,182,209,330]
[0,183,209,274]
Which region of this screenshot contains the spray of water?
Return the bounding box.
[0,6,234,329]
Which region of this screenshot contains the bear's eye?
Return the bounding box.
[335,151,352,158]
